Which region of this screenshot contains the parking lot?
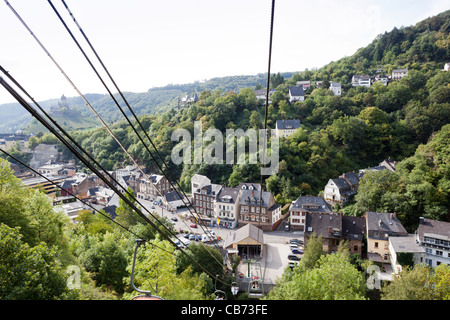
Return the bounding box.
[140,200,304,285]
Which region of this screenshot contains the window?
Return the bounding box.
[374,242,379,248]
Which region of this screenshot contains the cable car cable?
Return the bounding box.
[53,0,221,250]
[0,76,230,287]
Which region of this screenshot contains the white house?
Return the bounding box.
[416,217,450,268]
[329,82,341,96]
[296,81,311,90]
[389,234,425,275]
[214,186,240,228]
[323,173,360,208]
[443,62,450,71]
[288,86,305,103]
[289,196,332,231]
[351,75,371,87]
[392,68,408,80]
[374,74,389,86]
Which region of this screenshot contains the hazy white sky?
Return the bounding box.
[0,0,449,105]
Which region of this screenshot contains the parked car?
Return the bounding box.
[190,223,197,228]
[291,248,303,255]
[288,255,301,261]
[289,239,303,245]
[284,224,290,231]
[288,261,299,270]
[171,217,178,222]
[189,234,196,241]
[196,235,202,241]
[289,243,298,249]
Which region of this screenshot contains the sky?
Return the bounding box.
[0,0,449,105]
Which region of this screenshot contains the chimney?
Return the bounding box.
[390,213,394,220]
[419,217,424,224]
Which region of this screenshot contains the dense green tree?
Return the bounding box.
[381,264,450,300]
[0,224,74,300]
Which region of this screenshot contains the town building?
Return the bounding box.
[365,211,408,268]
[0,132,31,151]
[223,223,264,259]
[389,234,425,275]
[342,216,366,257]
[304,212,342,254]
[254,89,275,104]
[162,190,186,210]
[289,196,332,231]
[137,174,171,202]
[238,188,281,231]
[193,182,222,220]
[416,217,450,268]
[215,186,241,228]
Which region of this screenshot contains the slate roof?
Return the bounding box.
[330,82,341,87]
[417,218,450,242]
[366,212,408,236]
[216,187,239,203]
[276,119,301,130]
[342,216,366,241]
[340,172,361,186]
[290,196,331,213]
[288,86,305,97]
[164,190,183,202]
[239,189,272,208]
[331,178,350,190]
[305,212,342,239]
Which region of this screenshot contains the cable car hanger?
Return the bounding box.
[130,239,164,300]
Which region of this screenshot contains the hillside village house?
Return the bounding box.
[296,80,311,90]
[254,89,275,104]
[275,119,301,138]
[391,68,408,80]
[351,75,371,87]
[443,62,450,71]
[366,211,408,270]
[323,171,362,207]
[374,74,389,85]
[329,82,342,96]
[289,196,332,231]
[416,217,450,268]
[288,86,305,103]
